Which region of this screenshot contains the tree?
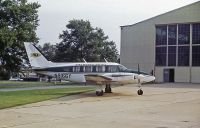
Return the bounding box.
[0,0,40,79]
[38,43,56,61]
[54,19,118,62]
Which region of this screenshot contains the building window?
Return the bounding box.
[156,26,167,45]
[178,46,189,66]
[156,47,166,66]
[168,46,176,66]
[178,24,190,45]
[192,23,200,44]
[192,46,200,66]
[168,25,177,45]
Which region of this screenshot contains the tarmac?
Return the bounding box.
[0,83,200,128]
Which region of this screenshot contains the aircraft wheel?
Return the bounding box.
[137,89,143,95]
[105,84,112,93]
[96,90,104,96]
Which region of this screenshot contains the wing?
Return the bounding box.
[85,74,112,84]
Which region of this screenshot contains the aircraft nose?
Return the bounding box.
[141,75,155,83]
[149,76,155,81]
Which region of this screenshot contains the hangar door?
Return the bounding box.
[164,69,174,82]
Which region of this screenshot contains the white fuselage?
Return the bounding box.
[33,62,155,85]
[24,42,155,85]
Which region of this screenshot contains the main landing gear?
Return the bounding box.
[96,85,104,96]
[105,84,112,93]
[96,90,104,96]
[96,84,112,96]
[95,84,144,96]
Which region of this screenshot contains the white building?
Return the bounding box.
[120,1,200,83]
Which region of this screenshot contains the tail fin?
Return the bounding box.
[24,42,53,68]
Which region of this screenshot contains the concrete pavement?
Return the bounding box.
[0,84,200,128]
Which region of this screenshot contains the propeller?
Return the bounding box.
[137,63,140,74]
[137,63,141,85]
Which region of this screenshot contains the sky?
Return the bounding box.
[28,0,199,52]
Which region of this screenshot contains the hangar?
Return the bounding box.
[120,1,200,83]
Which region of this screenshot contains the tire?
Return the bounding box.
[105,84,112,93]
[100,90,104,96]
[137,89,143,95]
[96,90,104,96]
[105,86,112,93]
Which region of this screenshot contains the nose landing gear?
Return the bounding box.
[137,89,143,95]
[137,80,143,95]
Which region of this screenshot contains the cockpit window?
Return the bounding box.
[118,65,127,72]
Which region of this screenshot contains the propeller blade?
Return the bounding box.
[137,63,140,84]
[138,63,140,74]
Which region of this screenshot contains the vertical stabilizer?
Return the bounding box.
[24,42,53,68]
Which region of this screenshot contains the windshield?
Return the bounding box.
[118,65,128,72]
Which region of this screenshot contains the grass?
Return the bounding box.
[0,87,94,109]
[0,81,75,89]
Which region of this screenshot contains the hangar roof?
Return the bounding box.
[120,1,200,28]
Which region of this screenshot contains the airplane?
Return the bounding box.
[24,42,155,96]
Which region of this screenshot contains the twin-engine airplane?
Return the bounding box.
[24,42,155,96]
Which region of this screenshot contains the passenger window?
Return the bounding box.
[73,66,80,72]
[110,66,118,72]
[92,66,96,72]
[96,66,105,72]
[85,66,92,72]
[80,66,84,72]
[105,65,117,72]
[105,66,109,72]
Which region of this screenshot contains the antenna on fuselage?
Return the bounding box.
[82,58,87,63]
[104,58,108,63]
